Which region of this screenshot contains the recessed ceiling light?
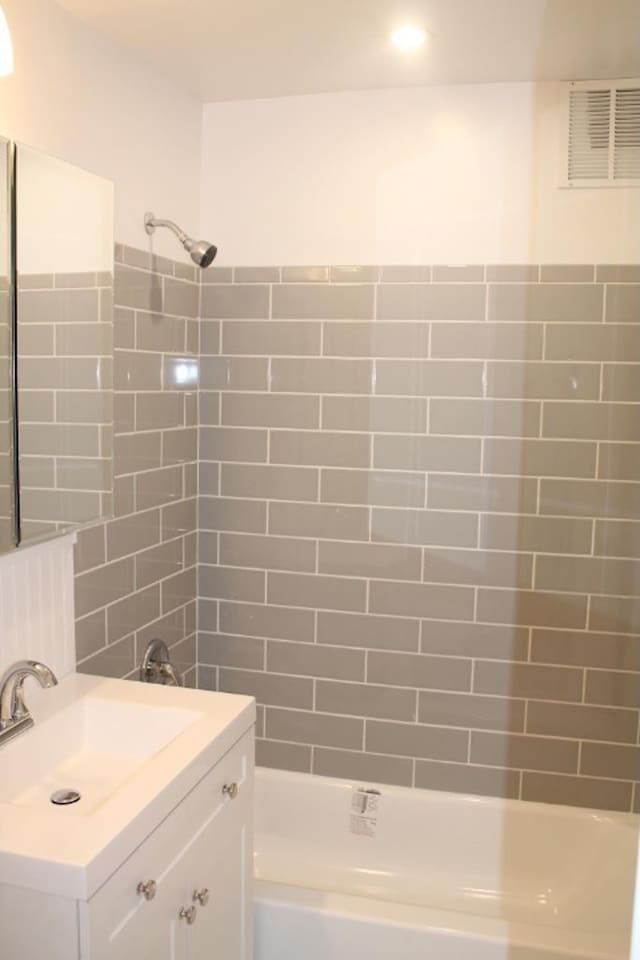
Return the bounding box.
[391,25,426,51]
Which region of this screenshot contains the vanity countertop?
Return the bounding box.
[0,673,254,900]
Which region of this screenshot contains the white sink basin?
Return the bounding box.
[0,672,255,900]
[0,696,201,814]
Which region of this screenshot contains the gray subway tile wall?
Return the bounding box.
[198,263,640,811]
[18,272,113,539]
[73,245,198,684]
[62,253,640,810]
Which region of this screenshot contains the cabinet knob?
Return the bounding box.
[136,879,157,901]
[222,781,238,799]
[179,905,197,925]
[193,887,210,907]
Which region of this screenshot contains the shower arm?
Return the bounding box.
[144,213,189,245]
[143,211,217,268]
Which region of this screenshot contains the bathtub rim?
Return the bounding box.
[254,877,630,960]
[255,764,640,826]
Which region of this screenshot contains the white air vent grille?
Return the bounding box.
[614,86,640,180]
[568,88,610,180]
[565,80,640,187]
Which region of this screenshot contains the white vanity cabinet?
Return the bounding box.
[81,729,253,960]
[0,675,255,960]
[0,728,253,960]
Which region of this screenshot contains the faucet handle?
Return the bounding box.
[140,639,181,687]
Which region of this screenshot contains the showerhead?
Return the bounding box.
[144,212,218,269]
[184,237,218,269]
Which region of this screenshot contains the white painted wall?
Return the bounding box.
[0,0,203,669]
[18,146,114,274]
[200,82,640,265]
[0,0,202,260]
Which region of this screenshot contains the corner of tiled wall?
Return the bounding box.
[73,243,199,685]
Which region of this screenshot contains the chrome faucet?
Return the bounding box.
[140,639,181,687]
[0,660,58,746]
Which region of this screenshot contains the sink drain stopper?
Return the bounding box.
[50,789,81,806]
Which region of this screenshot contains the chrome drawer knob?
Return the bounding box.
[136,879,157,901]
[193,887,209,907]
[222,781,238,799]
[179,905,197,925]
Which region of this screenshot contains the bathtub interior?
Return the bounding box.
[254,768,639,942]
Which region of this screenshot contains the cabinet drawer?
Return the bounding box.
[81,729,253,959]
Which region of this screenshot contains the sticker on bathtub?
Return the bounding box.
[350,788,381,837]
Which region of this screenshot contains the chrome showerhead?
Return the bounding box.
[183,237,218,269]
[144,212,218,268]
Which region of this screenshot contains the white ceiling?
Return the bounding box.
[56,0,640,102]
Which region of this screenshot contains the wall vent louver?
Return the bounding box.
[565,79,640,187]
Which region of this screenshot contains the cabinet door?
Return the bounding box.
[99,901,182,960]
[184,784,252,960]
[82,731,253,960]
[80,860,186,960]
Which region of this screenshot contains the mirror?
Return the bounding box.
[15,145,114,544]
[0,138,14,553]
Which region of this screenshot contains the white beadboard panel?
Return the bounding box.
[0,535,76,681]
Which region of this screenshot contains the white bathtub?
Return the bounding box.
[253,768,639,960]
